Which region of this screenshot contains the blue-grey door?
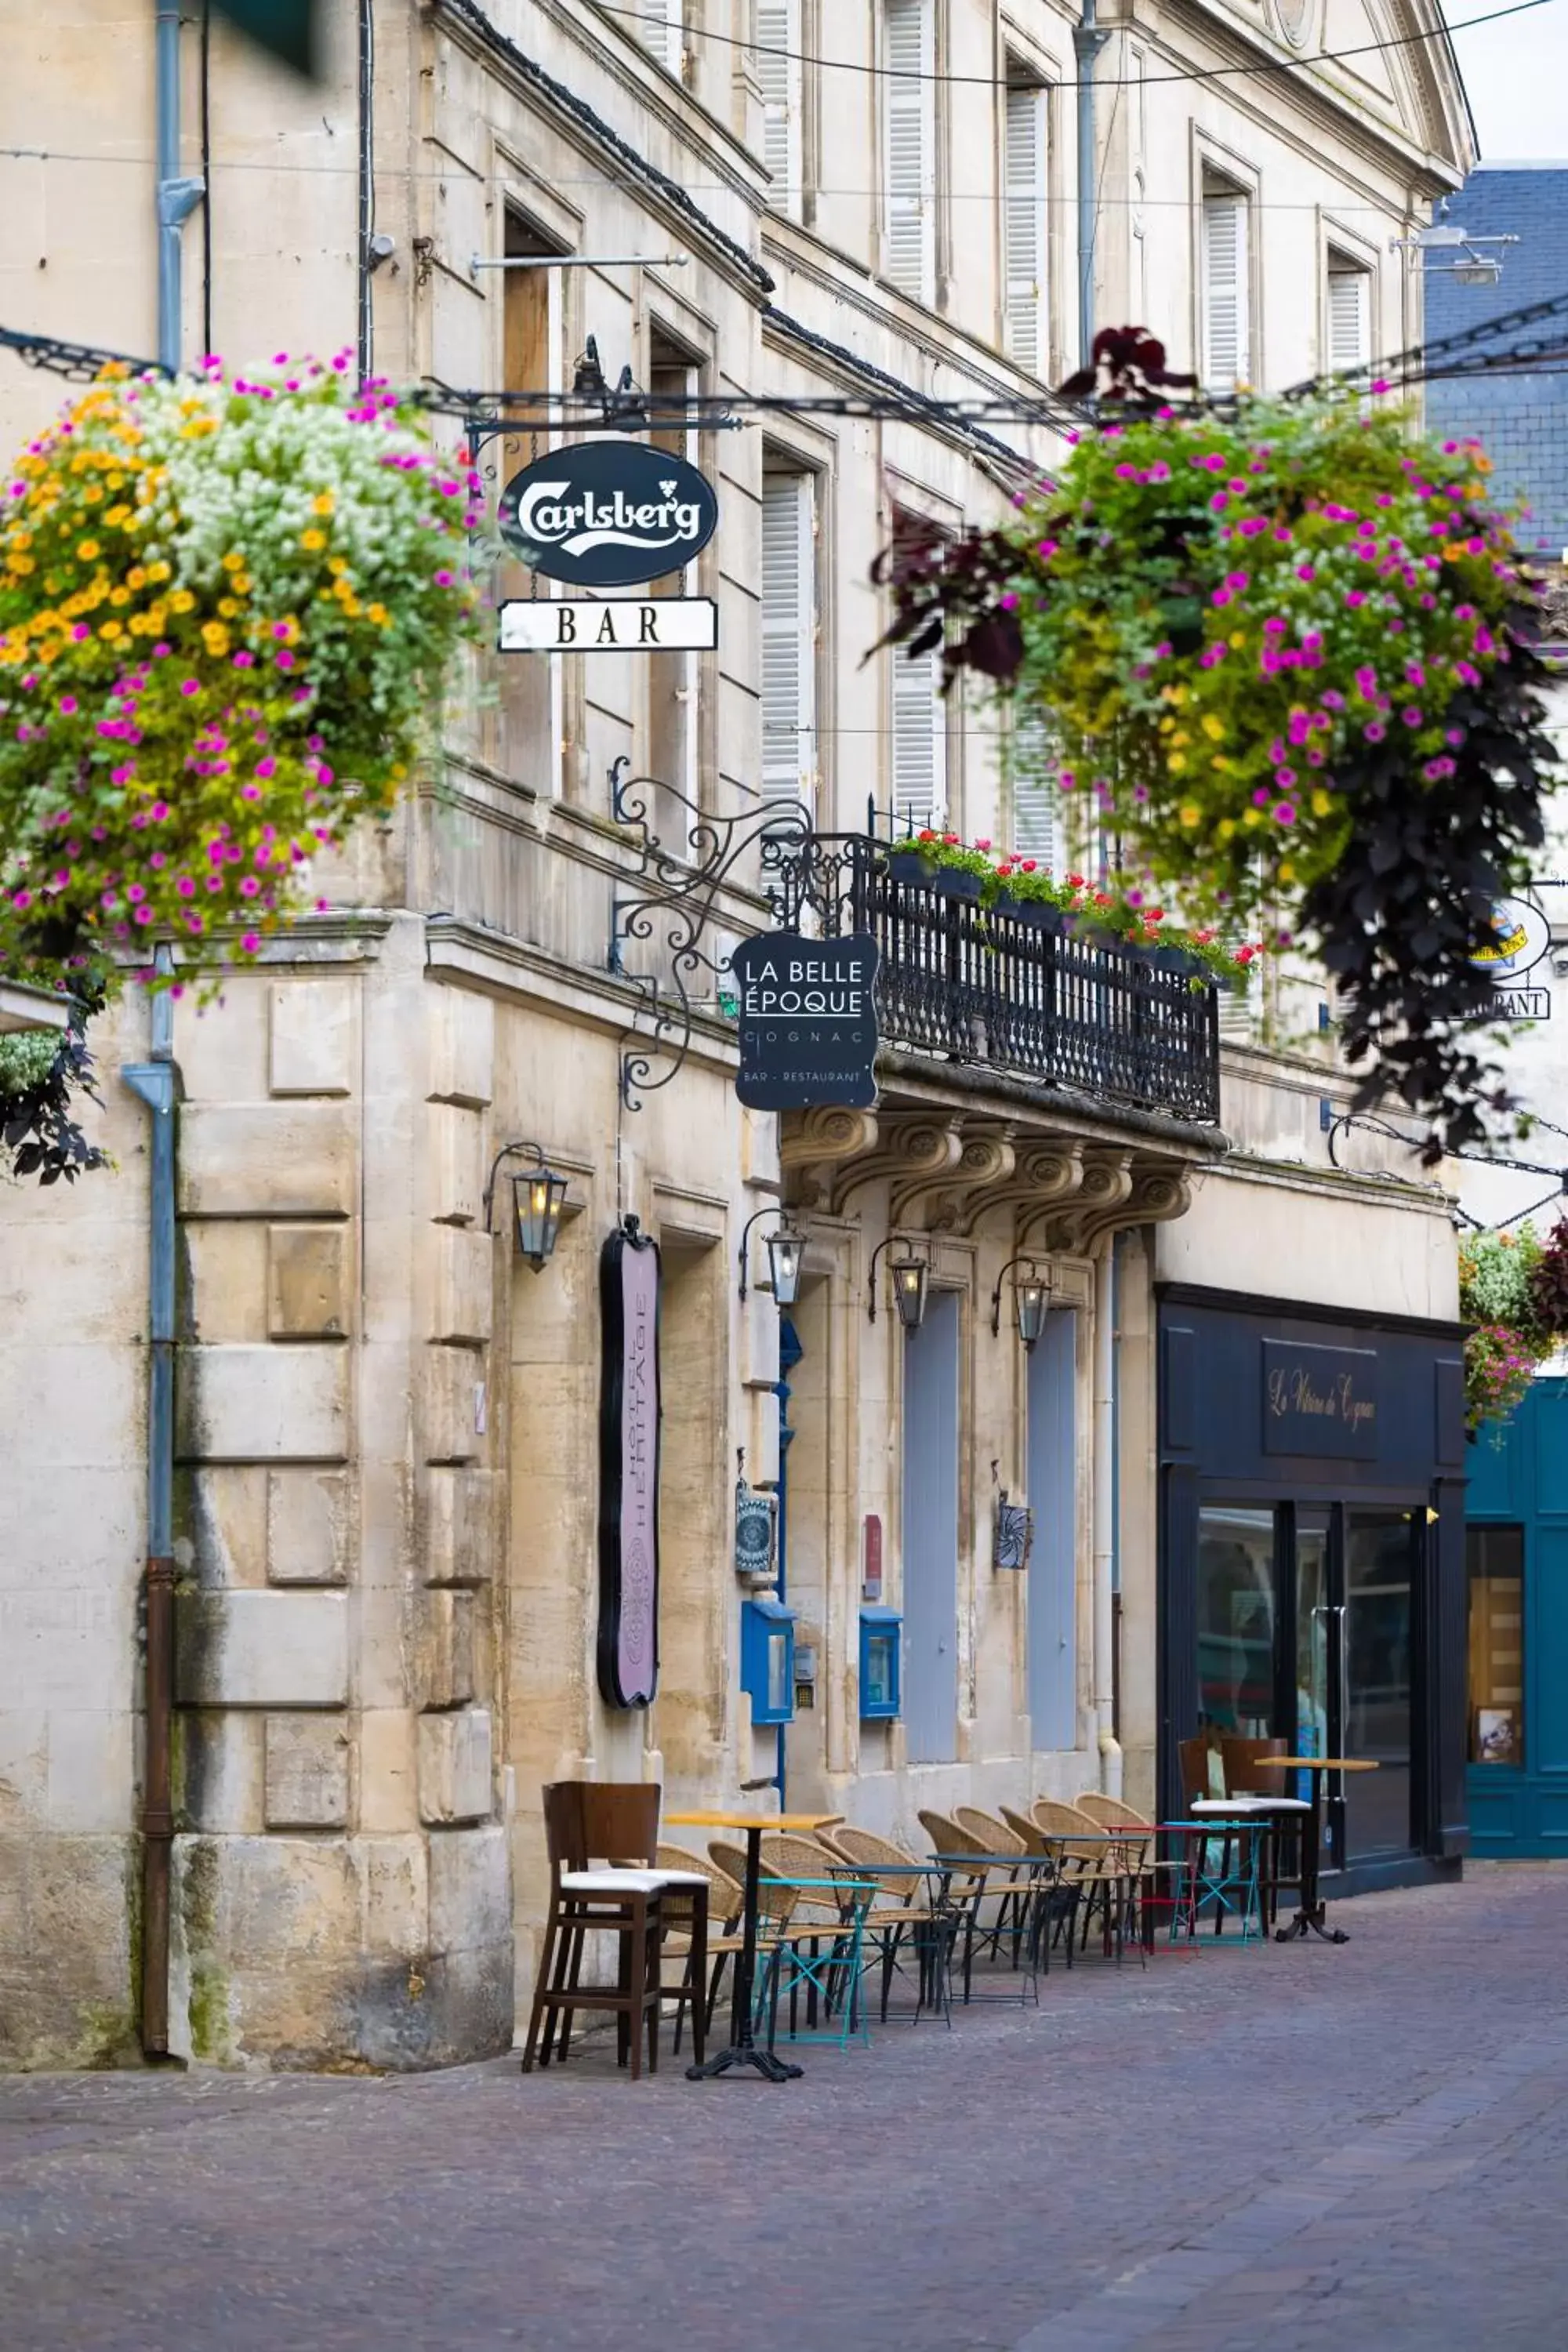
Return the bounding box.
[1026,1308,1077,1752]
[1466,1377,1568,1854]
[902,1289,960,1763]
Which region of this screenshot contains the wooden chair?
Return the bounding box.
[521,1783,710,2078]
[656,1843,742,2055]
[1218,1736,1301,1928]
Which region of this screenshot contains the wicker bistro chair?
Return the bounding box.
[656,1845,742,2056]
[830,1826,956,2025]
[1072,1792,1188,1949]
[521,1783,712,2078]
[953,1807,1036,1965]
[920,1810,1037,2002]
[1031,1798,1138,1964]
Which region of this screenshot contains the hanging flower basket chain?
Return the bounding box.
[873,338,1559,1155]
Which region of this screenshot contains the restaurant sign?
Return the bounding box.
[499,440,719,588]
[729,931,880,1111]
[597,1217,661,1708]
[1468,894,1552,1023]
[1261,1339,1379,1460]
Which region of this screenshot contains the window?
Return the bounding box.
[1327,258,1371,376]
[884,0,936,303]
[1468,1524,1524,1765]
[1009,708,1058,869]
[1003,77,1048,374]
[757,0,804,220]
[1201,183,1251,390]
[638,0,684,72]
[760,468,818,824]
[890,640,946,828]
[1196,1504,1277,1736]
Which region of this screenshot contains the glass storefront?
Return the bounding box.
[1467,1523,1524,1768]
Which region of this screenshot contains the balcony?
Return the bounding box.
[768,835,1222,1128]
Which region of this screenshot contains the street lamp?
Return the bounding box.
[991,1254,1052,1350]
[868,1236,931,1330]
[482,1142,569,1272]
[737,1207,808,1305]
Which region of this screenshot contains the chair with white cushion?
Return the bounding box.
[521,1781,710,2078]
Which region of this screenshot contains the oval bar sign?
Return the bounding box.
[499,439,718,587]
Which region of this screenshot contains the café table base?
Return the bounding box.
[685,2042,802,2084]
[1276,1906,1349,1946]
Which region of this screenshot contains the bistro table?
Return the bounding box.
[1251,1759,1380,1944]
[666,1809,842,2082]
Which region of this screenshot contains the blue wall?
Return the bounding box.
[1465,1378,1568,1854]
[1425,166,1568,562]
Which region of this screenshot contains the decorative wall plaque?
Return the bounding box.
[994,1494,1035,1571]
[597,1217,662,1707]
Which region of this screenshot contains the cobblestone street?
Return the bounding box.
[2,1864,1566,2350]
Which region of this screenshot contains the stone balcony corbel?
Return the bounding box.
[816,1112,965,1221]
[779,1105,880,1210]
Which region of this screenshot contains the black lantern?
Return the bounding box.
[511,1164,568,1270]
[991,1254,1052,1349]
[891,1252,929,1332]
[765,1228,805,1308]
[483,1142,569,1272]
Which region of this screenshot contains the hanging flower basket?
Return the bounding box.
[0,354,482,996]
[874,348,1559,1153]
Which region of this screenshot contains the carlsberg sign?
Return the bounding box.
[499,440,719,588]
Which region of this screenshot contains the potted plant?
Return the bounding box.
[873,336,1559,1155]
[0,352,481,1001]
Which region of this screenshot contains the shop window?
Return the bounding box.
[1196,1504,1276,1736]
[1468,1523,1524,1766]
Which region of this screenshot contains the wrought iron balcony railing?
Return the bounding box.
[766,834,1221,1127]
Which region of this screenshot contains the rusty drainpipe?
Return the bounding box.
[123,946,177,2056]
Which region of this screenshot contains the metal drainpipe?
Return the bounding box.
[123,948,178,2056]
[1093,1240,1123,1797]
[1073,0,1112,372]
[156,0,206,375]
[774,1316,801,1807]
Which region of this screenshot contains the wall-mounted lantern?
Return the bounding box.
[991,1254,1053,1350]
[482,1142,569,1271]
[737,1205,807,1307]
[868,1236,931,1331]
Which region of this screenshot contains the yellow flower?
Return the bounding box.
[1179,802,1202,827]
[1279,861,1297,884]
[201,622,230,655]
[104,503,131,526]
[366,601,390,626]
[231,573,251,594]
[327,557,348,575]
[312,492,336,517]
[147,560,171,583]
[1171,730,1190,748]
[127,567,147,590]
[82,484,103,504]
[218,597,239,619]
[169,588,195,613]
[1218,818,1236,841]
[7,554,34,575]
[221,551,245,572]
[300,528,327,553]
[1169,753,1188,774]
[109,586,129,608]
[1229,631,1247,649]
[76,539,101,561]
[1311,789,1333,817]
[1200,713,1225,742]
[100,619,123,640]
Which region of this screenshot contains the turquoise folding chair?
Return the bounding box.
[756,1862,875,2052]
[1171,1817,1265,1944]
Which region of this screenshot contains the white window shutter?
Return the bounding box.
[757,0,802,217]
[1218,962,1261,1040]
[641,0,684,71]
[1327,267,1369,373]
[1010,710,1058,868]
[760,474,816,822]
[884,0,935,303]
[1202,191,1249,390]
[891,643,946,829]
[1004,83,1047,375]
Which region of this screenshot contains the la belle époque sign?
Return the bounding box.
[1261,1339,1379,1460]
[729,931,880,1111]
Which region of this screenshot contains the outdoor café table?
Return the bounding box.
[1190,1794,1312,1934]
[665,1809,841,2082]
[1250,1758,1380,1944]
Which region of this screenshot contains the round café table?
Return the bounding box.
[665,1808,841,2082]
[1251,1758,1379,1944]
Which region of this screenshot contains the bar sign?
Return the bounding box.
[499,597,718,653]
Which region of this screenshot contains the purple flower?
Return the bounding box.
[1402,706,1423,728]
[1365,721,1387,742]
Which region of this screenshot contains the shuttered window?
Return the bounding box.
[760,471,817,822]
[890,644,946,829]
[757,0,803,218]
[884,0,936,303]
[1010,709,1058,869]
[640,0,684,72]
[1003,80,1047,375]
[1201,188,1250,391]
[1327,263,1370,374]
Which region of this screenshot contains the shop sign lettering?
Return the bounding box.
[1261,1339,1380,1459]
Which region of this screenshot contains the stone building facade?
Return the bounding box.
[0,0,1469,2067]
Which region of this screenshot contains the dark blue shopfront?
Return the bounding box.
[1465,1379,1568,1856]
[1158,1287,1471,1893]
